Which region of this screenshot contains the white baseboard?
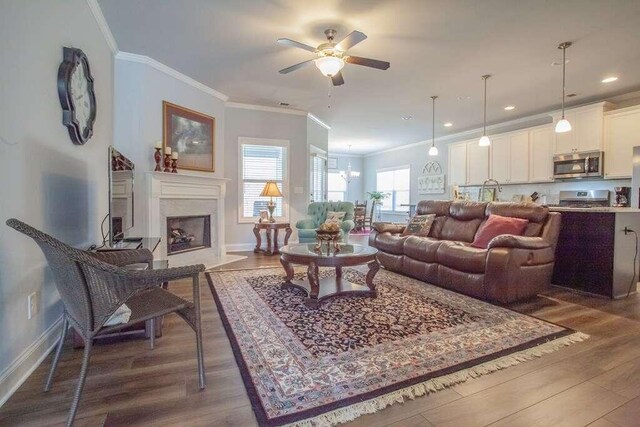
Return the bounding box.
[0,316,64,407]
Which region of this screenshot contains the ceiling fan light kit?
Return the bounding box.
[555,41,573,134]
[277,29,390,86]
[478,74,491,147]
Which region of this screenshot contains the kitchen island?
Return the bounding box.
[550,206,640,298]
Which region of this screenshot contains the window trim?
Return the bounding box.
[237,137,290,224]
[376,165,411,214]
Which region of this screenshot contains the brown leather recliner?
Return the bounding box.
[369,200,561,303]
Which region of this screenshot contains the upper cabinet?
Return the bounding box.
[467,140,490,185]
[552,102,615,155]
[490,131,529,184]
[604,105,640,179]
[448,141,467,187]
[529,125,554,183]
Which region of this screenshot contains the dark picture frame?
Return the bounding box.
[163,101,215,172]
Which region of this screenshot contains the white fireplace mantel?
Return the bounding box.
[146,172,242,268]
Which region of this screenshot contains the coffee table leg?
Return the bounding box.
[366,259,380,296]
[336,266,342,278]
[253,225,261,253]
[305,261,320,308]
[280,257,294,283]
[273,228,280,254]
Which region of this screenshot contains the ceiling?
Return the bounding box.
[98,0,640,154]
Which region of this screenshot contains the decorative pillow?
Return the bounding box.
[324,211,346,226]
[471,214,529,249]
[402,214,436,237]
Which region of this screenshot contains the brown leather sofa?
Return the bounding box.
[369,200,561,303]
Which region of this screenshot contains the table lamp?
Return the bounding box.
[260,181,282,223]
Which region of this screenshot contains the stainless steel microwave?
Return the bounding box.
[553,151,604,179]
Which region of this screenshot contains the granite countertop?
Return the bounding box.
[548,206,640,213]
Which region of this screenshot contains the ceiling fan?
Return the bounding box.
[277,29,390,86]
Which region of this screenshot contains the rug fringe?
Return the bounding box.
[287,332,589,427]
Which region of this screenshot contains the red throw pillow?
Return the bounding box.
[471,214,529,249]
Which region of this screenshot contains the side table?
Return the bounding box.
[253,222,292,255]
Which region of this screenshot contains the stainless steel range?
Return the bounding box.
[556,190,610,208]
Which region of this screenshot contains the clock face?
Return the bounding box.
[58,47,96,145]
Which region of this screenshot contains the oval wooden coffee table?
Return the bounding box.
[279,243,379,308]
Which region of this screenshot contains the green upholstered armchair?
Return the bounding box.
[296,201,355,243]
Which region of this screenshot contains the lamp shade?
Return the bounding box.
[478,135,491,147]
[428,145,439,156]
[555,118,572,133]
[260,181,283,197]
[315,56,345,77]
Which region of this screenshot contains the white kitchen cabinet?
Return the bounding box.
[489,131,529,184]
[529,125,555,182]
[604,105,640,179]
[552,102,614,155]
[467,140,490,185]
[448,142,467,186]
[490,135,509,183]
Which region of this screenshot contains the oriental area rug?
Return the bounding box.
[206,267,588,427]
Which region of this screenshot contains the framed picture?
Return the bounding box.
[163,101,215,172]
[327,157,338,170]
[258,210,269,223]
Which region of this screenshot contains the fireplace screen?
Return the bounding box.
[166,215,211,255]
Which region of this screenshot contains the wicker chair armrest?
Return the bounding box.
[124,264,205,285]
[88,249,154,267]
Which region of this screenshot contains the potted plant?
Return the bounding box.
[367,191,389,222]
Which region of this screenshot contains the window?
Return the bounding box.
[328,171,346,201]
[310,148,327,203]
[239,138,288,222]
[376,167,410,211]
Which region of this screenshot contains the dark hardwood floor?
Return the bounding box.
[1,250,640,426]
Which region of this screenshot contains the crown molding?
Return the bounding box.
[225,102,306,115]
[329,152,364,159]
[364,112,553,158]
[307,113,331,130]
[86,0,118,54]
[115,51,229,101]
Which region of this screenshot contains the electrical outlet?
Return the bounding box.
[28,291,40,319]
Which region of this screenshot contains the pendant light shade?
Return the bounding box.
[555,41,572,134]
[429,95,439,156]
[478,74,491,146]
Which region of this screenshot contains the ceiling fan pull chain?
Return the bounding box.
[327,78,332,109]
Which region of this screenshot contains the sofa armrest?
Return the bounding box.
[296,218,316,229]
[487,235,551,250]
[341,220,355,233]
[373,222,406,234]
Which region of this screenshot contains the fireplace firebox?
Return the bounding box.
[166,215,211,255]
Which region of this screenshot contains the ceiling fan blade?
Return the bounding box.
[277,38,317,53]
[335,31,367,51]
[345,56,390,70]
[331,71,344,86]
[278,59,315,74]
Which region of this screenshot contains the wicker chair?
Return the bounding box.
[6,219,206,426]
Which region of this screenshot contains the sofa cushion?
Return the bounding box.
[437,242,487,273]
[324,211,346,226]
[416,200,452,216]
[471,214,529,249]
[375,233,408,255]
[450,201,488,221]
[402,214,436,237]
[403,236,444,263]
[439,217,483,243]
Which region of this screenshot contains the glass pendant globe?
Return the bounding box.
[478,135,491,147]
[314,56,345,77]
[555,118,572,133]
[428,145,438,156]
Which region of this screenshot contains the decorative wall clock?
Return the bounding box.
[57,47,97,145]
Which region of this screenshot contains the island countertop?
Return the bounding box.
[548,206,640,213]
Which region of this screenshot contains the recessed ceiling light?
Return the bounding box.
[457,96,471,101]
[401,115,412,120]
[279,102,290,106]
[443,122,453,127]
[504,105,516,111]
[551,59,570,66]
[601,76,618,83]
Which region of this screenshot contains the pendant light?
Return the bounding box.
[478,74,491,147]
[428,96,439,156]
[555,41,572,133]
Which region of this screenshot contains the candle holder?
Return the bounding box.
[154,147,162,171]
[163,153,171,172]
[171,157,178,173]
